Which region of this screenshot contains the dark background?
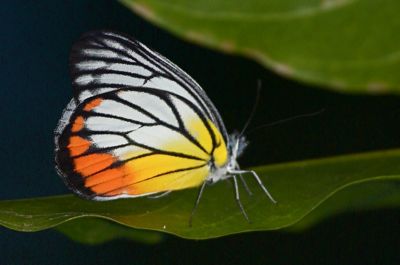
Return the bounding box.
[1,1,399,264]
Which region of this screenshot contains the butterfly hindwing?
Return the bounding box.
[55,90,226,199]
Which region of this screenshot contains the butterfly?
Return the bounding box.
[54,31,276,224]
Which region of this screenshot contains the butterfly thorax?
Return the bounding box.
[207,133,248,184]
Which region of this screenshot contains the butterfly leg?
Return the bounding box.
[228,169,277,203]
[232,175,250,223]
[147,191,172,199]
[239,174,253,196]
[235,162,252,196]
[189,181,208,227]
[248,170,277,203]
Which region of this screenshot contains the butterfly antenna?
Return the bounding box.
[189,181,207,227]
[239,79,262,138]
[248,108,325,135]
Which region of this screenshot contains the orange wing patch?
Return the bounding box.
[85,168,127,188]
[84,97,103,111]
[71,116,84,132]
[85,167,132,196]
[71,151,135,197]
[85,153,208,197]
[68,136,90,156]
[69,152,208,198]
[73,153,116,176]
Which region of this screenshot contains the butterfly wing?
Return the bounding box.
[69,31,228,140]
[55,31,228,200]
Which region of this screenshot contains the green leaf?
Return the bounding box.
[55,218,164,245]
[287,178,400,231]
[0,149,399,240]
[120,0,400,93]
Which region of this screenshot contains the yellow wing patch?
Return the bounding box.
[77,153,208,197]
[66,108,227,198]
[207,120,228,167]
[183,116,228,167]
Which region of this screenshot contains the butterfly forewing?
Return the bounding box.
[69,31,227,140]
[55,31,229,199]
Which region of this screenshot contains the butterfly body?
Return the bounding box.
[55,31,274,220]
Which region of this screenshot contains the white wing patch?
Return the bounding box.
[75,75,94,86]
[170,95,213,153]
[94,73,144,87]
[110,64,152,76]
[69,31,227,140]
[85,116,138,132]
[143,77,203,111]
[111,145,151,159]
[91,99,155,124]
[117,90,178,127]
[75,87,212,160]
[76,60,108,71]
[82,48,126,61]
[90,134,128,148]
[126,125,209,159]
[101,35,158,71]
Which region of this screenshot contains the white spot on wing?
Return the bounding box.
[86,116,138,132]
[90,134,128,148]
[170,95,198,126]
[170,95,212,152]
[76,60,107,71]
[127,49,157,71]
[100,34,158,71]
[111,145,151,159]
[82,48,133,61]
[102,38,126,52]
[107,63,152,77]
[127,125,181,148]
[78,90,94,102]
[143,77,204,111]
[126,125,208,158]
[118,91,178,127]
[94,73,143,87]
[103,32,131,42]
[93,99,154,124]
[95,88,117,95]
[75,75,93,85]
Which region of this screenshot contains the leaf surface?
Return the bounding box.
[1,149,399,239]
[121,0,400,93]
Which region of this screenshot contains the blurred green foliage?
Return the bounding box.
[122,0,400,93]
